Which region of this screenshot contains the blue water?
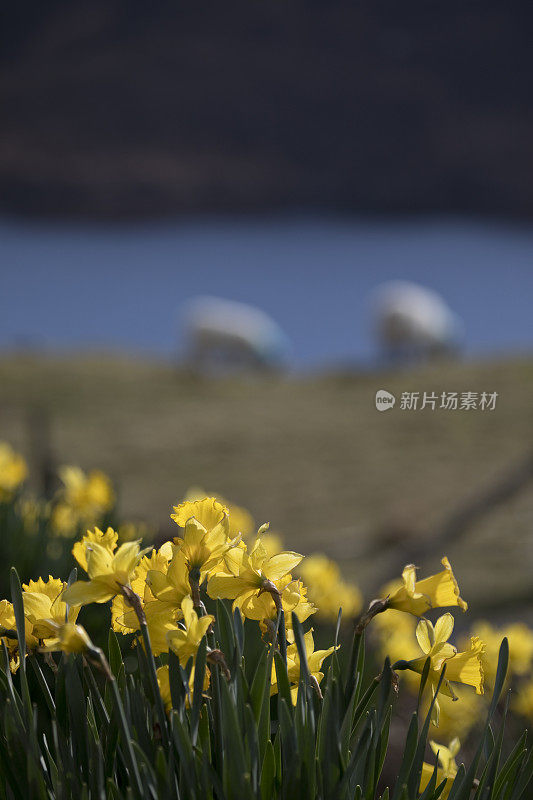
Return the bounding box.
[0,215,532,368]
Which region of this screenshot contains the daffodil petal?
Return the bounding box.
[262,552,303,582]
[434,613,455,648]
[416,618,434,654]
[62,579,115,606]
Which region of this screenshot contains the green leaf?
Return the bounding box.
[274,650,293,711]
[216,599,236,662]
[29,656,55,715]
[108,629,124,678]
[291,613,310,685]
[260,740,276,800]
[448,639,510,800]
[345,630,364,704]
[233,608,244,659]
[10,567,32,724]
[391,713,418,800]
[489,639,509,718]
[168,649,186,713]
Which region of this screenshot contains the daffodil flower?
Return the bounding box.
[145,545,191,610]
[40,621,97,655]
[239,574,316,629]
[62,539,151,606]
[112,542,173,633]
[394,614,485,724]
[207,538,303,613]
[464,621,533,686]
[442,637,485,695]
[183,487,256,540]
[387,557,467,616]
[166,596,214,667]
[424,685,481,741]
[408,614,458,674]
[0,598,37,673]
[22,576,79,640]
[298,553,363,621]
[270,629,335,703]
[52,467,115,535]
[156,662,210,712]
[172,498,235,570]
[0,443,27,502]
[512,680,533,721]
[111,545,179,656]
[420,738,460,799]
[72,526,119,573]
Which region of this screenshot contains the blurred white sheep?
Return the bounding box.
[372,281,463,361]
[182,296,290,373]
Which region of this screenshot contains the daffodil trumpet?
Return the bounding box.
[38,621,112,679]
[355,557,467,634]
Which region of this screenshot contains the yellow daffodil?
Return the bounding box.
[513,680,533,721]
[261,532,286,559]
[156,663,210,712]
[298,554,362,622]
[207,538,303,614]
[118,520,153,543]
[52,466,115,535]
[420,738,460,799]
[464,622,533,687]
[73,526,118,573]
[409,614,459,674]
[0,599,36,672]
[16,496,48,537]
[430,686,483,740]
[62,539,151,606]
[184,487,256,539]
[387,558,467,616]
[157,665,173,711]
[270,630,335,703]
[40,622,97,655]
[115,544,178,656]
[166,596,214,667]
[240,574,317,627]
[112,542,173,634]
[145,545,191,610]
[443,637,485,696]
[142,604,179,656]
[171,497,241,581]
[395,614,484,724]
[22,576,79,640]
[60,466,115,514]
[0,443,27,502]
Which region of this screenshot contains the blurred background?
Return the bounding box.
[1,0,533,618]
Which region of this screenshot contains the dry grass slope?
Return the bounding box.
[0,352,532,614]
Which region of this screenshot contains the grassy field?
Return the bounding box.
[0,351,532,615]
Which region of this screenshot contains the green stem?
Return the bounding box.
[121,586,169,747]
[260,579,287,663]
[208,629,224,772]
[354,597,389,635]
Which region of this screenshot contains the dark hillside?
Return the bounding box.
[2,1,533,218]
